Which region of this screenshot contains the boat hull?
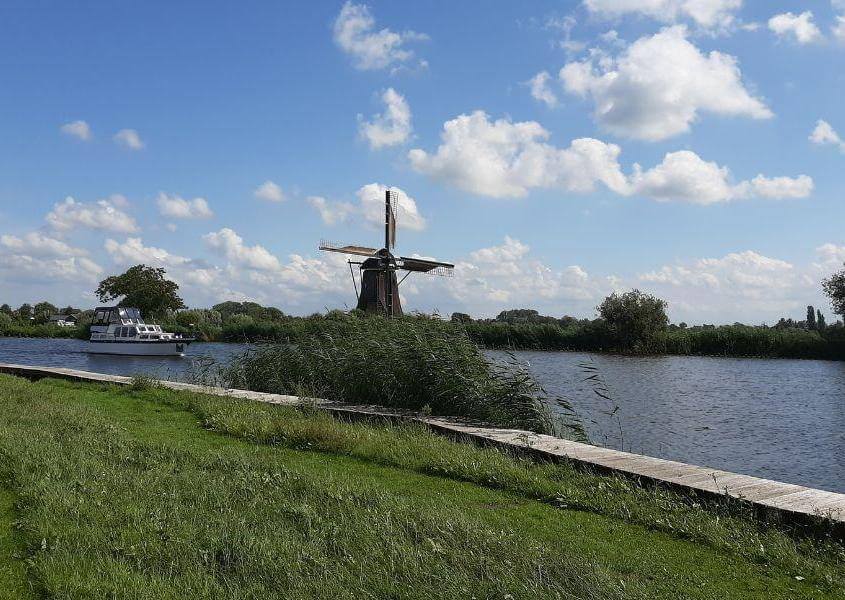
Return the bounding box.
[86,340,192,356]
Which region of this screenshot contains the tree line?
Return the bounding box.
[3,262,845,360]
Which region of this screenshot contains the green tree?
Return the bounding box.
[34,301,58,324]
[96,265,186,319]
[17,303,32,320]
[823,265,845,318]
[597,289,669,353]
[450,312,473,324]
[806,305,816,330]
[817,309,827,332]
[0,304,12,316]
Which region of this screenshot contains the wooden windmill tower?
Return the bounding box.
[319,189,453,316]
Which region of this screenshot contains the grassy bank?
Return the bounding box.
[0,375,842,598]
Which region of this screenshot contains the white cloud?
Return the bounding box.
[630,151,813,204]
[560,26,772,141]
[584,0,743,30]
[358,88,412,149]
[203,228,282,271]
[815,242,845,271]
[409,111,808,202]
[0,231,102,284]
[637,249,832,322]
[409,111,629,198]
[309,184,427,231]
[431,236,612,315]
[60,120,92,141]
[113,128,145,150]
[833,15,845,43]
[527,71,558,108]
[104,237,189,268]
[356,183,426,231]
[0,232,87,258]
[333,1,427,71]
[470,236,529,265]
[46,195,138,233]
[809,119,845,152]
[308,196,354,226]
[156,192,214,220]
[103,237,225,297]
[738,175,814,199]
[768,12,823,44]
[254,180,285,203]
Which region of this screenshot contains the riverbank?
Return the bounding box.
[4,313,844,361]
[464,321,845,361]
[0,374,842,598]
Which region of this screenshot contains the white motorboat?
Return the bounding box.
[87,306,194,356]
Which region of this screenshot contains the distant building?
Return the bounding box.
[48,314,78,327]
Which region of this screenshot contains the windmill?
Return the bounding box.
[319,189,454,316]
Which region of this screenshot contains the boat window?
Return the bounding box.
[128,327,137,337]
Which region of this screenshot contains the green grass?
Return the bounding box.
[0,487,35,599]
[0,374,843,598]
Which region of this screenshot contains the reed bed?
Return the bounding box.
[222,314,579,436]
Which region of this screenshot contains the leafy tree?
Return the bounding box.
[450,312,473,324]
[806,306,816,330]
[17,303,33,320]
[495,309,558,324]
[212,301,284,323]
[0,304,12,316]
[96,265,186,319]
[34,301,58,324]
[817,309,827,332]
[823,265,845,318]
[597,289,669,353]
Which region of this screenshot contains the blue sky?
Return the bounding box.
[1,1,844,323]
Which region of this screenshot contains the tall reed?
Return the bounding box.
[223,314,581,436]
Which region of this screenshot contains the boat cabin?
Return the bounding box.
[90,307,166,340]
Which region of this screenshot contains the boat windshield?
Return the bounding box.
[118,308,144,322]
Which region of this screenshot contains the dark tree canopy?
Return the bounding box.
[450,312,473,324]
[806,306,816,330]
[33,301,58,324]
[212,301,284,322]
[96,265,186,318]
[597,289,669,352]
[823,265,845,317]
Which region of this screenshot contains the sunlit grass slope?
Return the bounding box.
[0,374,842,598]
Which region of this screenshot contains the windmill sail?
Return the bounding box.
[386,190,397,249]
[318,241,379,257]
[399,257,454,276]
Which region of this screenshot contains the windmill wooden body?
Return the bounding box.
[319,189,453,316]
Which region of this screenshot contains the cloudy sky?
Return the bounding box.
[1,1,844,323]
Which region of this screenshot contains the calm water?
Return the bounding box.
[491,350,845,494]
[2,338,843,493]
